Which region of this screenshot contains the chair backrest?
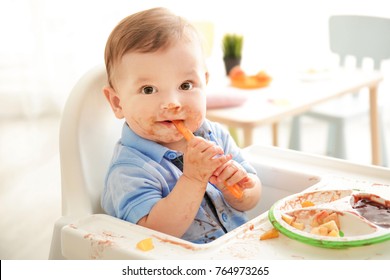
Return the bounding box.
[60,65,123,217]
[329,15,390,70]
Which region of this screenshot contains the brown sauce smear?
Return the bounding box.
[352,197,390,228]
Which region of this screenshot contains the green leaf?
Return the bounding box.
[222,33,243,58]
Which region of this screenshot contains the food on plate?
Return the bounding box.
[310,220,340,237]
[136,237,154,251]
[301,200,315,208]
[260,228,279,240]
[310,210,330,227]
[281,213,295,225]
[322,212,341,228]
[308,211,341,237]
[281,213,305,230]
[291,221,305,230]
[311,210,340,228]
[283,209,342,237]
[352,194,390,229]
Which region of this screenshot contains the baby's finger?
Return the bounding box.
[218,163,247,186]
[237,176,253,189]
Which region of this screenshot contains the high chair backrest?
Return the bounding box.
[60,65,123,217]
[329,15,390,70]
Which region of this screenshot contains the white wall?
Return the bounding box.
[1,0,390,116]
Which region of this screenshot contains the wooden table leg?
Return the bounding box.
[242,127,254,147]
[369,85,381,165]
[228,127,241,146]
[272,123,279,146]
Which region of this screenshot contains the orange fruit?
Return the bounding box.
[136,237,154,251]
[260,228,279,240]
[229,65,245,80]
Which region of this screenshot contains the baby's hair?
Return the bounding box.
[105,7,200,88]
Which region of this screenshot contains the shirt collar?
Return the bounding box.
[120,123,169,163]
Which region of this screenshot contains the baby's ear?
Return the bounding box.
[103,86,124,119]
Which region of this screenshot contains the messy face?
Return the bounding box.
[104,39,208,148]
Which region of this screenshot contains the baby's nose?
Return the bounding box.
[161,94,181,110]
[161,102,181,113]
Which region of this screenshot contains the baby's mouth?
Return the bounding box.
[159,119,177,127]
[160,119,184,124]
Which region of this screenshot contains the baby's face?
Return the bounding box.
[109,39,208,147]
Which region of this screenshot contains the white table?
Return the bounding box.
[206,69,383,165]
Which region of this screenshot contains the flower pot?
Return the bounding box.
[223,57,241,75]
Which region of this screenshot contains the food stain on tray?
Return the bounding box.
[153,235,200,251]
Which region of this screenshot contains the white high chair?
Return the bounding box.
[49,65,123,259]
[48,64,261,259]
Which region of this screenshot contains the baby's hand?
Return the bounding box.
[182,137,232,185]
[210,160,252,194]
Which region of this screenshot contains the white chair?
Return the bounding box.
[289,15,389,166]
[48,65,124,259]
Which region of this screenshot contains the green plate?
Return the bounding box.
[268,184,390,249]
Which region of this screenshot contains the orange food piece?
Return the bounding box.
[229,65,245,80]
[281,213,295,225]
[260,228,279,240]
[223,181,244,199]
[323,212,341,228]
[301,200,315,208]
[136,237,154,251]
[311,210,329,227]
[172,120,194,141]
[310,220,340,237]
[255,71,272,82]
[291,221,305,230]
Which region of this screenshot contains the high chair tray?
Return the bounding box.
[61,145,390,259]
[62,206,390,260]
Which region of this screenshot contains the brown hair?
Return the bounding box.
[104,7,201,88]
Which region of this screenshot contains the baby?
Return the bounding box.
[101,7,262,243]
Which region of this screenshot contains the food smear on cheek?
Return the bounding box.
[181,105,204,132]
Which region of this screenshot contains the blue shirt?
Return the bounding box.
[101,119,257,243]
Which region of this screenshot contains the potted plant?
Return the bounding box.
[222,33,243,75]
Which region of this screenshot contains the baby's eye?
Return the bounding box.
[141,86,157,95]
[179,81,193,91]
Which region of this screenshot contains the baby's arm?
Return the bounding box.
[137,137,231,238]
[210,160,262,211]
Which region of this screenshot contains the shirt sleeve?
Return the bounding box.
[102,160,167,224]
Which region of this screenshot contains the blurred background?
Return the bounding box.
[1,0,389,259]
